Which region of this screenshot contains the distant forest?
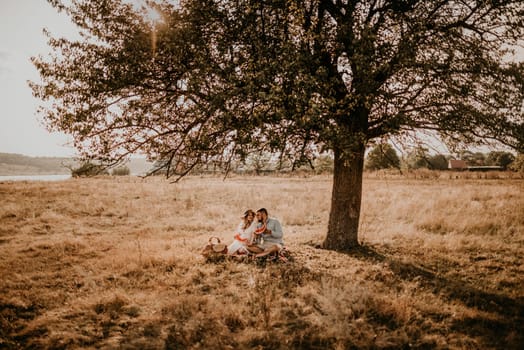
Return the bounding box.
[0,153,152,176]
[0,153,74,175]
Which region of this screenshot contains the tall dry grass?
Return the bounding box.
[0,174,522,349]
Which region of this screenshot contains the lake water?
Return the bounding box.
[0,174,71,182]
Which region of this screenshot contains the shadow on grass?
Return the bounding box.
[344,245,524,349]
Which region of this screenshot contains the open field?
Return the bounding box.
[0,175,523,349]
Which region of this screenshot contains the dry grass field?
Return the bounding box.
[0,174,522,349]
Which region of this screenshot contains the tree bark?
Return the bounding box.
[323,142,365,250]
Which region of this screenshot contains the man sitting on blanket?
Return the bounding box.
[248,208,284,258]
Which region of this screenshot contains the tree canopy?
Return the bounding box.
[32,0,524,250]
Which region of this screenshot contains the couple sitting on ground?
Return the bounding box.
[227,208,284,258]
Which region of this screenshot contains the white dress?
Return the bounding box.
[227,220,257,255]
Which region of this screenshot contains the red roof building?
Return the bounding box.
[448,159,467,170]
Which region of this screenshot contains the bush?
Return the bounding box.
[112,166,130,176]
[71,162,109,177]
[486,151,515,170]
[426,154,449,170]
[509,154,524,172]
[365,143,400,170]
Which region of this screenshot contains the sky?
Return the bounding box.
[0,0,78,157]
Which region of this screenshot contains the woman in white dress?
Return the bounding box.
[227,209,257,255]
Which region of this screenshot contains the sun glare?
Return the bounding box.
[144,6,163,58]
[145,7,162,26]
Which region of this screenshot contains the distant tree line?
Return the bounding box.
[57,143,523,177]
[364,144,521,171]
[142,146,521,177]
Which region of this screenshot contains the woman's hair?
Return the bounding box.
[243,209,255,218]
[242,209,255,229]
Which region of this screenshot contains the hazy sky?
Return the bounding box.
[0,0,78,157]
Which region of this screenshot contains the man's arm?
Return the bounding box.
[266,219,283,238]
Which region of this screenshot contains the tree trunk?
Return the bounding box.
[323,143,365,250]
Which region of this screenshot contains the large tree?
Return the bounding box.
[32,0,524,250]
